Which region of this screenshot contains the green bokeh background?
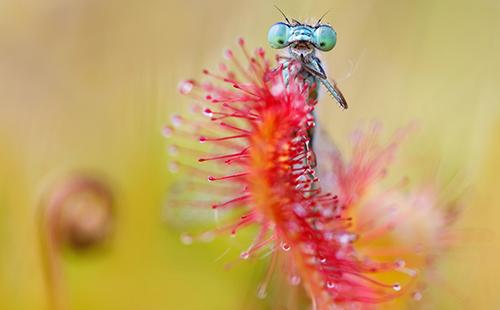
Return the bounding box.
[0,0,499,309]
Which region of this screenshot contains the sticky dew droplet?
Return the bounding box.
[395,259,406,268]
[392,283,401,291]
[412,291,423,301]
[240,251,250,260]
[257,285,267,299]
[326,281,336,289]
[168,162,179,173]
[162,126,173,138]
[203,108,213,118]
[280,241,291,251]
[199,231,215,243]
[171,115,182,127]
[167,145,178,156]
[180,233,193,245]
[178,80,194,95]
[289,275,301,286]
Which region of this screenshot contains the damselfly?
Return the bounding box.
[267,8,347,110]
[267,8,347,166]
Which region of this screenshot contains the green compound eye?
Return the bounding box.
[268,22,290,49]
[314,25,337,51]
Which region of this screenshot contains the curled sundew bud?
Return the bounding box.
[38,174,114,310]
[41,175,114,250]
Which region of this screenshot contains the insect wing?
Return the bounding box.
[320,78,348,109]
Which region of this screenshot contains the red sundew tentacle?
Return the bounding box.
[291,166,309,173]
[341,271,398,289]
[256,248,279,298]
[197,112,244,135]
[317,197,338,204]
[171,161,233,178]
[225,49,261,88]
[168,117,236,142]
[301,189,322,195]
[248,57,264,79]
[207,172,249,181]
[237,38,251,62]
[230,215,255,235]
[245,235,276,259]
[235,40,261,78]
[198,150,248,162]
[202,68,238,85]
[233,106,261,120]
[215,112,258,122]
[252,48,266,65]
[219,122,251,134]
[199,134,249,143]
[223,212,256,237]
[212,213,254,234]
[335,276,416,304]
[207,115,230,122]
[242,225,276,259]
[218,62,229,73]
[169,144,213,157]
[163,126,200,141]
[212,194,251,209]
[177,80,207,101]
[197,131,246,150]
[232,82,261,98]
[210,94,255,104]
[221,102,260,119]
[206,107,258,121]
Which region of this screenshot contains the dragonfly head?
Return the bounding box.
[268,21,337,59]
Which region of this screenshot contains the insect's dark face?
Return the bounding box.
[268,22,337,59]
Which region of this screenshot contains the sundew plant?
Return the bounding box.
[165,17,459,310]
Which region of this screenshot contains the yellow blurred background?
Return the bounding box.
[0,0,499,309]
